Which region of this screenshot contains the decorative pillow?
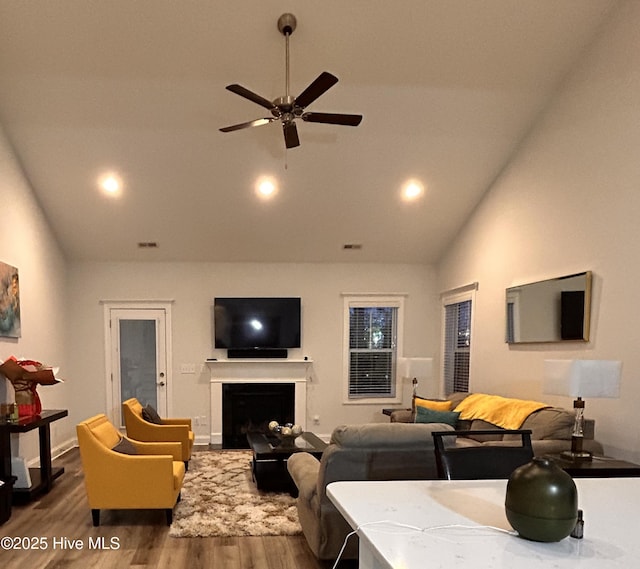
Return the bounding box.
[414,406,460,427]
[414,397,452,412]
[112,437,138,455]
[142,404,163,424]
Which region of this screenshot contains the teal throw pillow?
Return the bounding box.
[414,406,460,427]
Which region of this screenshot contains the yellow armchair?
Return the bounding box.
[76,414,185,526]
[122,398,194,469]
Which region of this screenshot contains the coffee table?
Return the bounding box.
[246,431,327,495]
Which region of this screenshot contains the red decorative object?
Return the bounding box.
[17,384,42,417]
[0,356,61,418]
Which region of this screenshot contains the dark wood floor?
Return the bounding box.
[1,448,356,569]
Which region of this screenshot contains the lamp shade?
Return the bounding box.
[543,359,621,399]
[399,357,433,381]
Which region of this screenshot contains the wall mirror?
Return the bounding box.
[506,271,592,344]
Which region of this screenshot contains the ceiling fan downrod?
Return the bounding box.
[278,13,297,107]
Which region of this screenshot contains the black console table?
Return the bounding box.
[0,409,68,503]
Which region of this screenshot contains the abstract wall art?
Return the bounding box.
[0,261,20,338]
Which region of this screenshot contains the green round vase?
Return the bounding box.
[505,457,578,542]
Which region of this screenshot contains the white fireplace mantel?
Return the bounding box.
[207,359,312,445]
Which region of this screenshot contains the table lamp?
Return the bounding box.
[399,357,434,411]
[543,359,621,461]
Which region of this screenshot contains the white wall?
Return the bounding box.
[66,261,438,440]
[0,126,71,459]
[437,1,640,461]
[7,1,640,466]
[0,121,438,458]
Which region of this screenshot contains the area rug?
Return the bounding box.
[169,450,302,538]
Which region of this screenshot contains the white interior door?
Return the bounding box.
[106,307,170,427]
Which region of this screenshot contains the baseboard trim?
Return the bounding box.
[24,437,78,468]
[195,434,211,446]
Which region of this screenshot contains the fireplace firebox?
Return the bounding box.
[222,383,295,449]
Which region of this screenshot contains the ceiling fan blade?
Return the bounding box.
[283,121,300,149]
[294,72,339,109]
[301,112,363,126]
[225,84,275,110]
[219,117,276,133]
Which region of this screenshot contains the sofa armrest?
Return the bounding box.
[163,418,193,429]
[132,440,183,461]
[390,409,413,423]
[530,438,604,457]
[140,422,191,441]
[287,452,321,502]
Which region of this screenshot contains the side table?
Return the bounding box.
[0,476,15,525]
[547,453,640,477]
[0,409,68,503]
[382,408,410,417]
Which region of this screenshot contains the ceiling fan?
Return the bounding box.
[219,13,363,149]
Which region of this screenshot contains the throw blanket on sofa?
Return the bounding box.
[453,393,549,430]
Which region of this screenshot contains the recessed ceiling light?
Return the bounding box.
[401,178,424,202]
[99,173,123,197]
[255,176,278,199]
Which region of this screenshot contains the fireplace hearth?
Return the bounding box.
[222,383,295,448]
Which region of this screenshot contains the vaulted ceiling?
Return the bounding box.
[0,1,618,263]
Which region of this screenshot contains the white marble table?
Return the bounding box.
[327,478,638,569]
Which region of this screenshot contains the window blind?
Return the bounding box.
[348,306,397,398]
[443,299,471,395]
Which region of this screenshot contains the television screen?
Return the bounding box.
[214,297,301,349]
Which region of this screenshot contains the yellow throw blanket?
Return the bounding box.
[453,393,549,430]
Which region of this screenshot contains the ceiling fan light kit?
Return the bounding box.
[219,13,363,149]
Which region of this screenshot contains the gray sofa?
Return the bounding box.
[390,391,604,457]
[288,393,604,561]
[287,422,448,560]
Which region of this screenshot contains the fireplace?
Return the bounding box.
[222,383,295,448]
[207,359,311,446]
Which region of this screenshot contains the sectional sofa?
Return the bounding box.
[288,392,602,560]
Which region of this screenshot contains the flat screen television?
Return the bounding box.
[214,297,301,354]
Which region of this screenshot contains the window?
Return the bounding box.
[343,295,404,403]
[442,285,476,395]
